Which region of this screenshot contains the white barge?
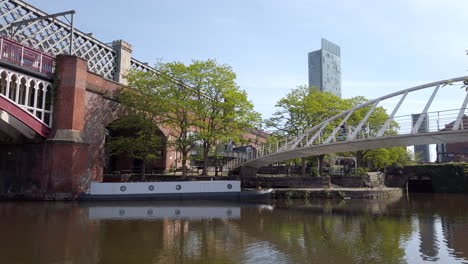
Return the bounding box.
[79,180,272,201]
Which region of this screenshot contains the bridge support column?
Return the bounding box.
[37,55,90,196]
[112,40,133,84]
[240,166,258,177]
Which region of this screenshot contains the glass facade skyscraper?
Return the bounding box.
[308,38,342,97]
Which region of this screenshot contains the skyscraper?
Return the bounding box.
[308,38,342,97]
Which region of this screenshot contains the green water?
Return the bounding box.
[1,194,468,264]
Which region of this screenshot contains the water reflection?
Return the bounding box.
[1,195,468,263]
[419,216,439,261]
[87,201,245,220]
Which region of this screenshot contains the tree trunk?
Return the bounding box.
[202,142,209,176]
[316,156,320,176]
[301,158,307,176]
[318,155,325,175]
[356,151,365,167]
[181,149,188,178]
[141,159,146,181]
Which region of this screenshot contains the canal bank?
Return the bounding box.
[5,162,468,201]
[270,187,404,199]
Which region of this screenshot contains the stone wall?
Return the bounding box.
[330,173,385,188]
[385,174,408,188]
[273,188,404,199]
[385,164,468,193]
[240,176,329,188]
[403,163,468,193]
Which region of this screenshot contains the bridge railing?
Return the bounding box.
[0,36,54,75]
[0,0,119,80]
[0,65,53,127]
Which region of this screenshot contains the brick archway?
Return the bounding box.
[103,119,168,175]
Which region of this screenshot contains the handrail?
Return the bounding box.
[286,76,468,149]
[0,36,54,75]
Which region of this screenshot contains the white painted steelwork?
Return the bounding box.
[0,65,52,126]
[89,181,241,195]
[227,76,468,170]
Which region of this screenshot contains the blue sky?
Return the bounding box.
[29,0,468,120]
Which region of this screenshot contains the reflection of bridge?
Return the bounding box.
[228,76,468,175]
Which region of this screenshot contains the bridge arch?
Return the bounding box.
[229,76,468,171]
[104,118,168,175]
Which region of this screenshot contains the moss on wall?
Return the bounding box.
[403,163,468,193]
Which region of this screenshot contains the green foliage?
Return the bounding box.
[310,168,320,177]
[107,70,169,175]
[356,167,370,176]
[361,147,414,169]
[150,61,200,176]
[186,59,261,175]
[111,60,260,176]
[265,86,345,137]
[264,86,346,171]
[107,116,163,161]
[337,190,346,199]
[264,85,408,171]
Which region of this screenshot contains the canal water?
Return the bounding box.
[1,194,468,264]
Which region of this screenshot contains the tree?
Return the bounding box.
[265,86,346,174]
[106,70,168,177]
[107,60,260,178]
[265,86,344,136]
[189,60,261,176]
[265,85,411,174]
[153,62,199,177]
[360,147,414,169]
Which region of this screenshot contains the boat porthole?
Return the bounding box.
[227,184,232,189]
[120,186,126,192]
[148,185,155,191]
[147,209,153,216]
[175,209,181,215]
[119,209,125,216]
[227,209,232,216]
[176,185,182,190]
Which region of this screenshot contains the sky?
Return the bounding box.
[28,0,468,121]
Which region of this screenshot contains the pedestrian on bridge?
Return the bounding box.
[340,122,348,141]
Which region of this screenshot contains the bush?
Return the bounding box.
[356,167,370,176]
[310,168,320,177]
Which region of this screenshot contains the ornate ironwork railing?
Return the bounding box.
[0,0,117,79]
[0,36,53,75]
[0,65,53,127]
[0,0,203,87]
